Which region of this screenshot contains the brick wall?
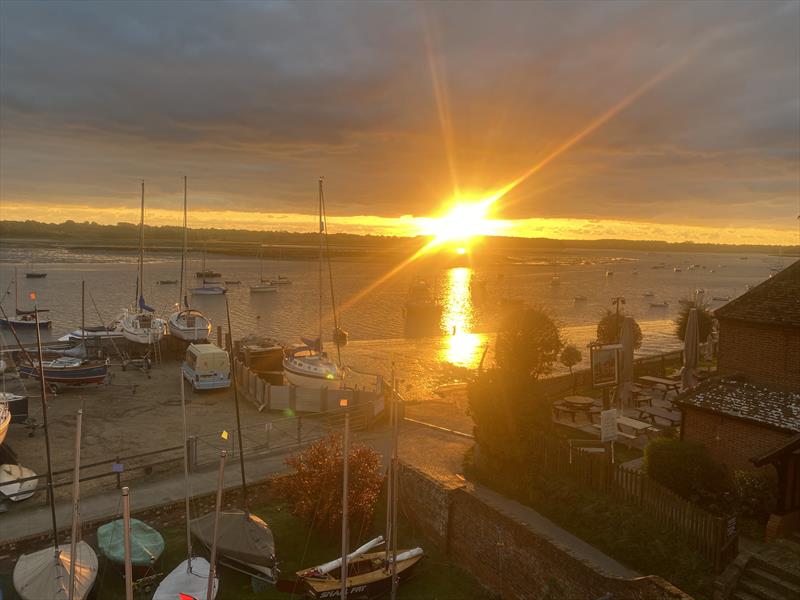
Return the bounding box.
[398,463,692,600]
[717,319,800,391]
[681,406,792,473]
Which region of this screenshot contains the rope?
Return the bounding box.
[87,289,124,360]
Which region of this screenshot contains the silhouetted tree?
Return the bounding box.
[674,300,715,342]
[596,309,642,349]
[495,306,563,380]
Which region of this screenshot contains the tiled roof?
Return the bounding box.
[714,259,800,326]
[677,378,800,433]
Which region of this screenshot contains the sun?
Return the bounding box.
[417,196,504,250]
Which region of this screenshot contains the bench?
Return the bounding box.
[590,423,637,440]
[636,405,681,426]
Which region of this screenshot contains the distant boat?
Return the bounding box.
[0,269,52,329]
[651,264,665,270]
[673,267,681,272]
[642,291,655,297]
[403,280,441,320]
[225,280,241,285]
[712,296,730,302]
[650,301,669,308]
[195,270,221,278]
[25,272,46,279]
[58,324,124,342]
[631,271,638,276]
[605,271,613,277]
[573,295,587,302]
[550,275,561,286]
[189,284,227,296]
[251,245,278,293]
[157,280,178,285]
[270,275,292,285]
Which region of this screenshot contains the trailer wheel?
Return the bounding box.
[47,382,61,395]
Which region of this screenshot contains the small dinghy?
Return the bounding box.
[152,558,218,600]
[13,542,98,600]
[0,463,38,501]
[98,517,165,573]
[191,509,277,583]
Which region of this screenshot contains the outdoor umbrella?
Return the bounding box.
[616,316,635,408]
[681,308,699,391]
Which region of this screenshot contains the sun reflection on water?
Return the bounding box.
[439,267,487,368]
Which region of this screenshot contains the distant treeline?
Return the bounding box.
[0,219,797,259]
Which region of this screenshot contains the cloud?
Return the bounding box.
[0,0,798,236]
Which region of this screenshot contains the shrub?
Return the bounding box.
[732,469,777,520]
[274,434,383,532]
[559,345,582,374]
[468,369,552,465]
[644,438,728,501]
[596,309,642,348]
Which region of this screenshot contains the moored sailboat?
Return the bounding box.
[283,178,345,390]
[250,245,278,293]
[0,269,52,329]
[121,181,166,345]
[170,177,213,341]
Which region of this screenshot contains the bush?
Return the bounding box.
[732,469,777,520]
[559,345,582,374]
[645,438,728,501]
[467,369,552,465]
[274,434,383,532]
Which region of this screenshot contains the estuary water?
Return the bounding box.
[0,245,782,400]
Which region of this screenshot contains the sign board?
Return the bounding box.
[600,409,618,442]
[591,344,622,388]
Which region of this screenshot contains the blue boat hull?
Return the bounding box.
[19,363,108,385]
[0,317,52,329]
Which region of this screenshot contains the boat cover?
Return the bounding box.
[152,558,218,600]
[97,518,165,566]
[13,541,98,600]
[190,509,275,567]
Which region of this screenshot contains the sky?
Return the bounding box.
[1,0,799,244]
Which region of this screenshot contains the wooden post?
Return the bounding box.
[216,326,223,347]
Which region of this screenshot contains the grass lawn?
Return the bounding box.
[90,492,492,600]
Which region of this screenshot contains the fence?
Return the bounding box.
[527,433,738,572]
[232,357,384,415]
[2,403,373,505]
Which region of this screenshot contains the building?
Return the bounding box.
[713,258,800,390]
[676,259,800,536]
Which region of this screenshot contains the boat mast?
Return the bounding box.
[179,371,194,571]
[81,281,86,349]
[34,307,59,552]
[180,176,188,308]
[340,399,350,600]
[67,408,83,600]
[318,177,324,353]
[225,295,249,508]
[390,372,400,600]
[122,487,133,600]
[137,180,145,306]
[13,267,18,313]
[206,450,227,600]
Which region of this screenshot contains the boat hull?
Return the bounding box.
[0,317,52,329]
[13,541,98,600]
[18,361,108,385]
[190,286,227,295]
[168,311,212,342]
[153,558,218,600]
[283,358,343,390]
[301,551,422,600]
[0,406,10,446]
[0,463,38,501]
[121,311,166,345]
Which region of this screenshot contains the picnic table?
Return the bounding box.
[636,405,682,426]
[552,396,598,423]
[616,415,655,434]
[638,375,681,400]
